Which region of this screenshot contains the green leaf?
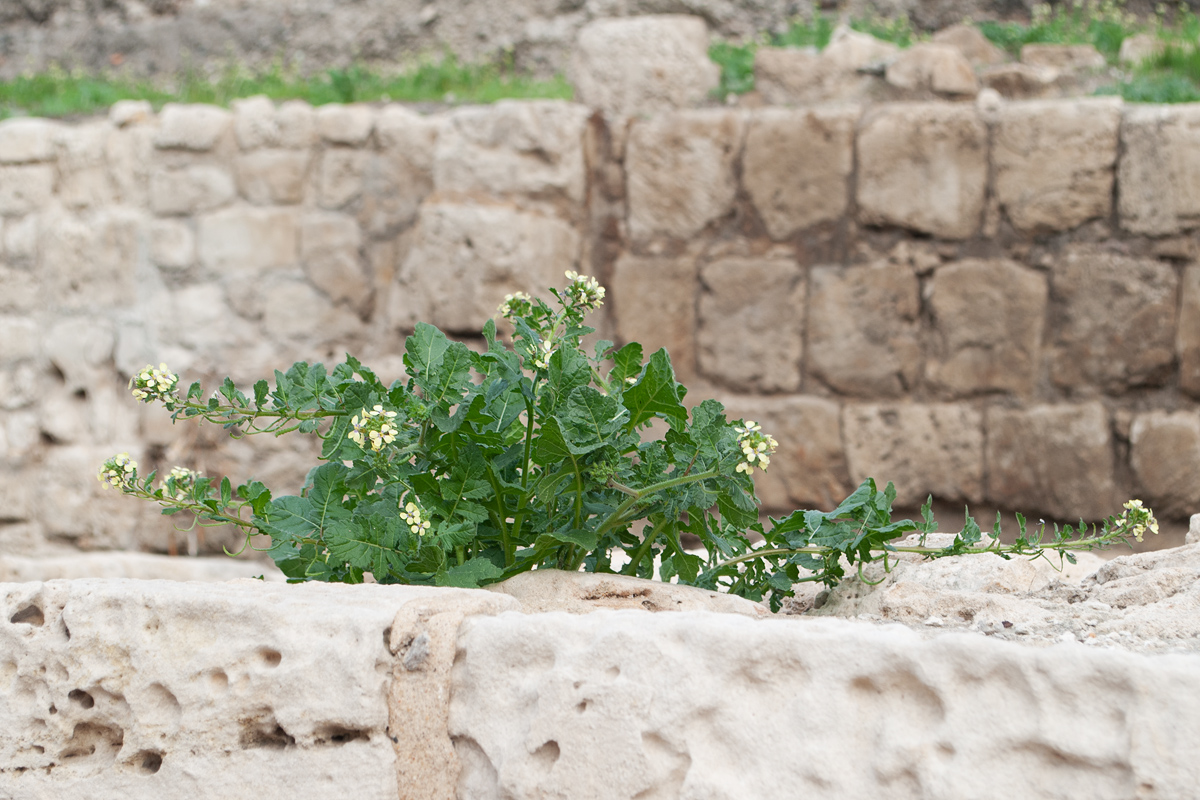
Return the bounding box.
[623,349,686,429]
[532,416,576,465]
[555,386,629,455]
[404,322,451,379]
[253,380,269,410]
[439,557,503,588]
[608,342,643,386]
[543,526,599,551]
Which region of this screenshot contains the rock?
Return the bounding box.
[857,103,987,239]
[42,208,142,311]
[626,109,744,242]
[235,150,311,205]
[42,317,114,390]
[822,24,900,71]
[153,103,232,152]
[299,212,369,310]
[109,100,153,128]
[986,402,1117,522]
[315,103,376,146]
[1118,104,1200,235]
[0,553,283,582]
[1021,42,1107,71]
[1046,246,1177,393]
[318,148,369,209]
[196,206,298,274]
[361,105,440,235]
[807,262,921,397]
[742,106,858,239]
[1130,411,1200,518]
[0,267,39,313]
[931,23,1008,66]
[569,15,719,120]
[979,62,1060,99]
[232,95,281,150]
[885,42,979,97]
[0,164,55,215]
[610,254,698,383]
[149,219,195,270]
[259,274,363,344]
[992,98,1120,233]
[1179,266,1200,398]
[753,46,828,105]
[105,123,155,207]
[925,259,1048,396]
[150,165,237,216]
[1119,32,1166,65]
[54,121,113,209]
[0,117,59,164]
[1189,516,1200,545]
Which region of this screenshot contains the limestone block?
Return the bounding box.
[260,274,364,343]
[1130,411,1200,518]
[857,103,987,239]
[931,23,1008,66]
[42,208,142,310]
[33,445,150,548]
[197,206,298,274]
[753,46,827,106]
[1047,246,1177,392]
[986,402,1117,521]
[716,393,850,511]
[1179,266,1200,397]
[569,15,719,120]
[0,362,38,410]
[362,106,440,235]
[697,256,804,392]
[235,149,311,205]
[0,164,55,215]
[392,202,580,335]
[1119,104,1200,235]
[434,101,588,205]
[0,553,282,582]
[925,260,1048,396]
[3,212,37,263]
[823,25,901,70]
[55,121,114,209]
[232,95,280,150]
[108,100,153,128]
[885,42,979,96]
[153,103,232,151]
[1021,43,1107,71]
[149,219,195,270]
[1119,32,1166,65]
[0,117,59,163]
[316,103,376,146]
[626,109,743,241]
[319,148,369,209]
[979,63,1059,99]
[300,212,369,309]
[276,100,318,149]
[807,263,921,397]
[993,98,1120,233]
[105,123,155,207]
[0,315,37,363]
[742,106,857,239]
[0,266,39,312]
[610,254,698,382]
[1079,545,1200,638]
[150,165,237,216]
[43,317,115,390]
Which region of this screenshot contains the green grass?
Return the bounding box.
[0,55,573,120]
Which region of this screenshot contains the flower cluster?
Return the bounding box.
[533,336,556,371]
[130,363,178,404]
[401,501,432,536]
[165,466,201,499]
[348,405,399,452]
[564,270,605,311]
[498,291,532,319]
[733,421,778,475]
[98,453,138,490]
[1117,499,1160,543]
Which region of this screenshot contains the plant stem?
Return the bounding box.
[598,469,718,537]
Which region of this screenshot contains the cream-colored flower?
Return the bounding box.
[98,453,138,490]
[130,363,179,404]
[349,405,400,452]
[401,500,433,535]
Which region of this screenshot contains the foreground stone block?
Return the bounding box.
[610,254,698,382]
[486,570,766,617]
[1119,104,1200,235]
[0,553,282,582]
[1130,411,1200,518]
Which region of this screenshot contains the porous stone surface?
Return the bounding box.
[1119,104,1200,235]
[1129,411,1200,519]
[1178,265,1200,398]
[610,254,698,383]
[1021,43,1107,71]
[930,23,1007,66]
[979,63,1060,99]
[885,42,979,97]
[0,553,283,582]
[153,104,231,152]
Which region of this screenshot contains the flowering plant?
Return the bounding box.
[103,274,1159,610]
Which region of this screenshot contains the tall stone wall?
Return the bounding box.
[2,94,1200,559]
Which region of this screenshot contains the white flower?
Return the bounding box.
[498,291,532,318]
[1119,498,1159,542]
[533,336,556,370]
[130,363,179,404]
[98,453,138,490]
[348,404,400,452]
[165,466,200,499]
[733,421,777,476]
[401,500,432,536]
[563,271,605,311]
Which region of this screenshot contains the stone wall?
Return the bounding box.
[4,92,1200,559]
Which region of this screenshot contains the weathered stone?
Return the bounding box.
[434,100,588,205]
[197,206,298,274]
[300,212,369,309]
[0,117,58,163]
[153,103,232,151]
[232,95,280,150]
[697,256,804,392]
[1130,411,1200,518]
[149,165,237,215]
[235,149,311,205]
[0,164,55,214]
[925,259,1048,396]
[986,402,1117,521]
[843,402,984,507]
[4,213,38,262]
[1179,266,1200,397]
[43,316,115,390]
[807,263,921,397]
[0,315,37,363]
[570,15,719,119]
[1047,246,1177,392]
[993,98,1120,233]
[316,103,376,146]
[717,394,850,511]
[753,30,891,106]
[318,148,369,209]
[0,553,283,582]
[823,24,901,70]
[261,273,364,343]
[742,106,857,239]
[361,106,440,235]
[610,254,698,382]
[33,445,150,549]
[857,103,987,239]
[276,100,318,149]
[149,219,195,270]
[0,266,38,312]
[885,43,979,96]
[931,23,1008,66]
[392,202,580,334]
[626,109,744,241]
[42,208,142,310]
[979,63,1060,99]
[1021,43,1106,71]
[105,123,155,207]
[55,121,113,209]
[1118,104,1200,235]
[108,99,153,128]
[1119,32,1166,65]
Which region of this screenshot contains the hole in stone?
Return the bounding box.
[606,665,620,678]
[258,648,282,668]
[531,740,560,770]
[11,605,45,626]
[136,750,163,774]
[60,721,124,761]
[573,680,582,689]
[239,715,295,749]
[207,669,229,692]
[314,725,369,746]
[62,620,71,640]
[32,745,44,754]
[576,700,590,714]
[68,689,95,709]
[73,388,88,400]
[49,705,57,715]
[382,626,392,650]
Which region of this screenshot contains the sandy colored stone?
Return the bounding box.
[0,315,37,363]
[823,24,901,70]
[885,42,979,96]
[149,219,195,270]
[153,103,231,151]
[986,402,1117,522]
[3,213,37,263]
[1118,104,1200,235]
[42,208,142,310]
[569,15,718,120]
[361,105,440,235]
[931,23,1008,66]
[626,109,744,241]
[925,259,1047,396]
[1047,246,1177,392]
[54,121,113,209]
[753,29,893,106]
[0,117,59,163]
[0,553,283,582]
[260,274,364,343]
[150,164,237,215]
[1119,32,1166,65]
[1130,411,1200,519]
[807,262,921,397]
[1021,42,1106,71]
[43,316,114,390]
[300,211,369,309]
[1179,266,1200,397]
[697,256,804,392]
[742,106,857,239]
[235,149,311,205]
[979,62,1059,99]
[108,100,153,128]
[276,101,318,149]
[197,206,298,274]
[318,148,369,209]
[857,103,987,239]
[104,123,155,207]
[316,103,376,146]
[232,95,280,150]
[610,254,698,383]
[0,164,55,215]
[0,266,39,313]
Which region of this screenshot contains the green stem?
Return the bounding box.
[484,464,513,567]
[509,398,539,551]
[598,469,719,537]
[621,526,660,577]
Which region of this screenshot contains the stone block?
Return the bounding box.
[33,444,151,548]
[993,98,1120,233]
[318,148,369,209]
[43,316,115,390]
[753,47,826,105]
[610,254,698,382]
[232,95,281,150]
[807,263,921,397]
[1178,266,1200,397]
[925,259,1048,397]
[1130,411,1200,518]
[197,206,298,274]
[150,219,195,270]
[697,257,804,392]
[0,117,58,163]
[42,208,142,310]
[276,100,318,149]
[986,402,1117,521]
[154,103,232,151]
[1119,33,1166,65]
[105,123,155,207]
[823,25,902,71]
[0,315,37,363]
[857,103,988,239]
[1119,104,1200,235]
[150,165,237,216]
[235,149,311,205]
[626,109,744,241]
[1021,43,1106,71]
[434,100,588,205]
[979,63,1059,99]
[261,273,364,343]
[0,165,54,215]
[54,121,113,209]
[569,15,719,119]
[1047,245,1177,392]
[109,100,153,127]
[316,103,376,146]
[361,106,440,235]
[885,43,979,96]
[4,213,37,263]
[0,267,39,312]
[742,106,857,239]
[392,202,580,335]
[717,394,850,511]
[300,212,369,309]
[931,23,1008,66]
